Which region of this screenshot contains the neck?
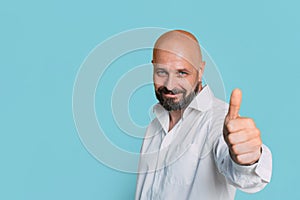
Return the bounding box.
[168,109,184,131]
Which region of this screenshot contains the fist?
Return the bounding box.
[223,89,262,165]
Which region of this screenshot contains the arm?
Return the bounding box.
[214,134,272,193]
[214,89,272,193]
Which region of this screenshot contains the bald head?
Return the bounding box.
[153,30,203,71]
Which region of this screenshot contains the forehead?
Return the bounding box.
[153,50,197,71]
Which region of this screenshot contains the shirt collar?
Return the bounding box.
[153,85,215,131]
[188,85,214,112]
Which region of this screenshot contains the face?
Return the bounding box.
[153,50,202,111]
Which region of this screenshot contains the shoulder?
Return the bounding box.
[143,117,161,137]
[211,96,228,114]
[201,96,228,128]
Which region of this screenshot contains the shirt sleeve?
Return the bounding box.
[213,135,273,193]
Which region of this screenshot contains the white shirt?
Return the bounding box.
[135,85,272,200]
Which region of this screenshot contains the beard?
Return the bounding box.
[155,82,200,111]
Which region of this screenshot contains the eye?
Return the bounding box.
[156,70,168,77]
[178,71,188,77]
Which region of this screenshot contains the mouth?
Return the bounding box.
[157,86,185,100]
[162,92,181,98]
[163,93,177,98]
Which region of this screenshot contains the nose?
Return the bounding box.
[164,74,177,90]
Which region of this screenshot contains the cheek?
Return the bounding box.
[154,83,162,91]
[177,78,195,91]
[153,75,165,86]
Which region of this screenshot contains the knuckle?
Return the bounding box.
[253,139,262,150]
[227,134,235,144]
[248,128,260,138]
[257,138,262,146]
[226,121,234,132]
[236,155,244,164]
[231,144,239,155]
[246,118,255,126]
[254,128,261,136]
[254,135,262,143]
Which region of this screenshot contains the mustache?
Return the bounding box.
[157,86,186,95]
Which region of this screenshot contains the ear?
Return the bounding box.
[198,61,206,81]
[200,61,206,71]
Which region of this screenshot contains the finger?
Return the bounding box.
[226,117,256,132]
[235,150,261,165]
[227,128,260,144]
[227,88,242,120]
[230,138,262,155]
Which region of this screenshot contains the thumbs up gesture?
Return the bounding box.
[223,89,262,165]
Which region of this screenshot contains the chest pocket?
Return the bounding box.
[165,143,200,185]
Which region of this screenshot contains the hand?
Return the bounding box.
[223,89,262,165]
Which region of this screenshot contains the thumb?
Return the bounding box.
[227,88,242,120]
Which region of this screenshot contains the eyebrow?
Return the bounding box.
[175,67,191,72]
[154,66,192,72]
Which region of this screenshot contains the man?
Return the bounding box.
[135,30,272,200]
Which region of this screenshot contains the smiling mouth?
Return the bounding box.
[163,92,181,98]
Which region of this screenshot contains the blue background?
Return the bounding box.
[1,0,299,199]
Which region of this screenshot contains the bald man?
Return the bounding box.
[135,30,272,200]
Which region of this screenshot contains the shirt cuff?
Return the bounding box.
[230,157,258,173]
[230,144,272,182]
[255,144,272,182]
